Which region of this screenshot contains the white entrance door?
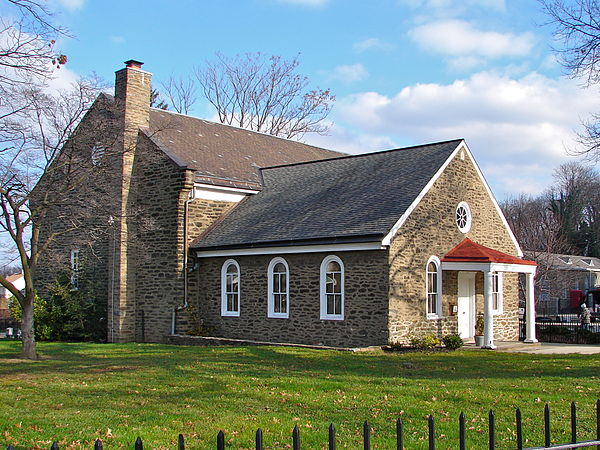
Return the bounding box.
[457,272,476,338]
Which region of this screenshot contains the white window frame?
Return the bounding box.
[456,201,472,233]
[320,255,344,321]
[221,259,241,317]
[426,256,442,319]
[491,272,503,314]
[70,249,80,290]
[267,257,289,318]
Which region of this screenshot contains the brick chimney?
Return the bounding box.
[109,59,152,343]
[114,59,151,130]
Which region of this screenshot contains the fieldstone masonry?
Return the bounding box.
[387,148,520,343]
[192,251,390,347]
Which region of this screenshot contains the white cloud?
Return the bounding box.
[409,20,534,59]
[306,122,397,154]
[45,65,80,93]
[353,38,394,53]
[319,71,599,198]
[330,64,369,83]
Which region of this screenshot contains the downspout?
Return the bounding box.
[172,186,195,335]
[108,216,116,343]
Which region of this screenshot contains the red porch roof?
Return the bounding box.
[441,238,536,266]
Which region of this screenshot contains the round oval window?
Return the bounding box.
[456,202,472,233]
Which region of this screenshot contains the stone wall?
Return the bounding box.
[32,94,122,341]
[191,250,389,347]
[388,146,521,343]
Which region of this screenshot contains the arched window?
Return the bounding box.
[426,256,442,319]
[320,255,344,320]
[268,257,289,318]
[221,259,240,317]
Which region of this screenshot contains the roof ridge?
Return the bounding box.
[258,138,464,173]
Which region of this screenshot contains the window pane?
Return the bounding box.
[280,273,286,292]
[327,261,340,272]
[428,293,437,314]
[334,294,341,315]
[326,294,332,315]
[274,263,285,273]
[326,275,335,293]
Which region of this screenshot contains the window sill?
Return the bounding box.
[267,313,289,319]
[221,311,240,317]
[426,314,441,320]
[320,315,344,321]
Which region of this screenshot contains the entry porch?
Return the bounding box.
[441,238,538,349]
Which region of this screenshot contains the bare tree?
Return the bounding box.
[549,161,600,256]
[0,0,80,358]
[196,53,335,140]
[539,0,600,158]
[159,76,197,114]
[0,77,111,359]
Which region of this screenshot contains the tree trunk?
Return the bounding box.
[20,293,37,359]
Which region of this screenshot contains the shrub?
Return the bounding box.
[410,334,441,350]
[9,295,52,341]
[442,334,464,350]
[11,271,106,342]
[475,314,485,335]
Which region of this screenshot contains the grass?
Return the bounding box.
[0,341,598,449]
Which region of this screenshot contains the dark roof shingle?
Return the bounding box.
[147,109,342,188]
[193,139,463,250]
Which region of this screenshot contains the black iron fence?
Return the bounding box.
[519,317,600,344]
[7,400,600,449]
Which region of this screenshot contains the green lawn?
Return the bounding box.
[0,341,598,449]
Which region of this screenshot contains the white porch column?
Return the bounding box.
[483,270,496,349]
[524,271,538,343]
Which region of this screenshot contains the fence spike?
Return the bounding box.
[516,408,523,450]
[134,437,143,450]
[178,433,185,450]
[428,415,435,450]
[94,438,103,450]
[256,428,263,450]
[459,412,466,450]
[50,443,59,450]
[329,423,336,450]
[571,401,577,444]
[396,418,403,450]
[292,425,300,450]
[489,409,495,450]
[363,420,370,450]
[217,430,225,450]
[544,403,551,448]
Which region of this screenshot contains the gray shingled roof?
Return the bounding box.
[146,108,343,189]
[192,139,462,250]
[524,252,600,272]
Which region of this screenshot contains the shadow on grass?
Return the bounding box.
[0,340,598,383]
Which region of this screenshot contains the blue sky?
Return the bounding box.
[7,0,600,199]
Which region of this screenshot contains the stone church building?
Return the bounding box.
[33,60,538,349]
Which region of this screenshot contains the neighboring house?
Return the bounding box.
[33,60,538,349]
[524,252,600,316]
[0,273,25,318]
